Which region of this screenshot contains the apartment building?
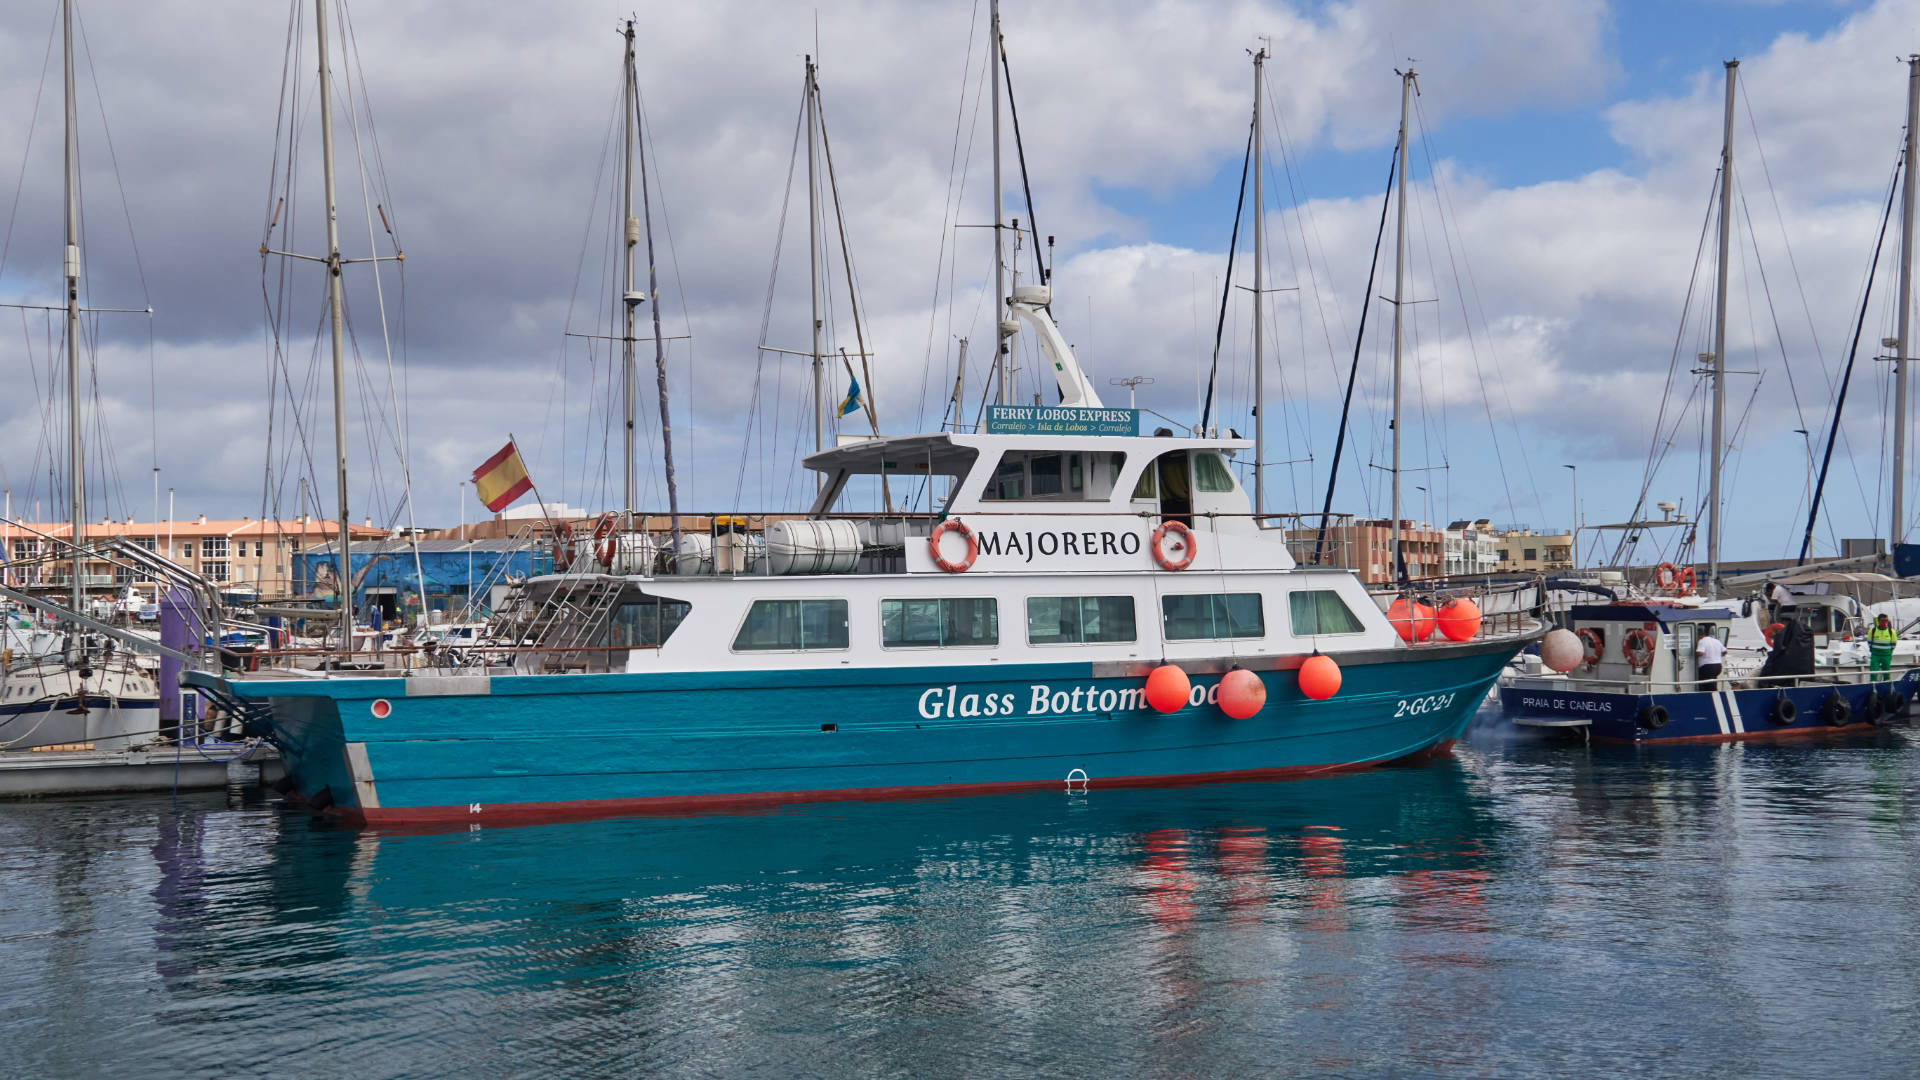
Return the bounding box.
[4,515,385,596]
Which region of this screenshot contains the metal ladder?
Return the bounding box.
[519,574,629,672]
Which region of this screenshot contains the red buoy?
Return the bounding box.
[1144,664,1191,713]
[1216,668,1266,719]
[1387,598,1436,642]
[1436,598,1481,642]
[1298,654,1341,700]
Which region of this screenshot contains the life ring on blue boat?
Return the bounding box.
[1655,562,1679,590]
[928,518,978,573]
[1622,628,1656,673]
[1577,628,1605,670]
[551,520,577,571]
[1151,520,1196,571]
[1768,695,1797,726]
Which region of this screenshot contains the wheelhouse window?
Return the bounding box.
[881,597,998,648]
[1289,590,1365,636]
[1194,451,1235,492]
[1161,593,1264,640]
[1027,596,1137,644]
[732,598,849,652]
[608,596,692,648]
[983,451,1126,501]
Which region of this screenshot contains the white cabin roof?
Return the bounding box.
[803,430,1252,478]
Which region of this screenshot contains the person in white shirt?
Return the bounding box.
[1695,627,1726,690]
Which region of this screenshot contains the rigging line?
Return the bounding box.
[71,5,149,308]
[737,85,809,506]
[334,1,425,608]
[1199,120,1253,433]
[814,83,885,450]
[634,82,697,505]
[1738,76,1828,381]
[0,3,58,286]
[1610,169,1720,566]
[1312,144,1396,563]
[1735,185,1812,446]
[1412,96,1526,528]
[917,0,982,432]
[997,34,1046,288]
[1801,149,1901,563]
[1266,69,1375,477]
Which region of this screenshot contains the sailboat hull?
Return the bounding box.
[229,638,1521,827]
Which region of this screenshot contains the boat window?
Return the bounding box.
[983,451,1127,501]
[990,455,1026,500]
[881,597,998,648]
[1161,593,1264,640]
[607,597,692,648]
[732,599,849,651]
[1027,596,1137,644]
[1288,590,1365,636]
[1030,454,1064,497]
[1194,451,1235,493]
[1131,466,1156,499]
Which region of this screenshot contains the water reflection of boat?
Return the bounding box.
[261,760,1499,917]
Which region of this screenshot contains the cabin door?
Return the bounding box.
[1155,451,1193,527]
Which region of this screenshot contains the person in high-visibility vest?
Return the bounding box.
[1868,613,1898,683]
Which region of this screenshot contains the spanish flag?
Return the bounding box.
[472,440,534,512]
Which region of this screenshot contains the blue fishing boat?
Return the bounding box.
[1502,602,1915,742]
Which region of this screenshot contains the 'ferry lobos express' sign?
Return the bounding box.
[985,405,1139,436]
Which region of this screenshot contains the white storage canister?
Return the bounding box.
[766,519,862,575]
[673,533,714,575]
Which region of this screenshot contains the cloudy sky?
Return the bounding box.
[3,0,1920,563]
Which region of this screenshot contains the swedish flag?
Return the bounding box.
[838,375,862,418]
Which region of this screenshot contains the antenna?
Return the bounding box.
[1108,375,1154,408]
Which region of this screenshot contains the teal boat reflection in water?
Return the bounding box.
[9,732,1920,1078]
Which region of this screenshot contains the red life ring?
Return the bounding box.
[1676,566,1696,595]
[1577,627,1605,669]
[1151,520,1197,571]
[1764,621,1785,646]
[551,520,577,571]
[592,514,620,567]
[928,518,978,573]
[1623,628,1657,672]
[1654,562,1679,590]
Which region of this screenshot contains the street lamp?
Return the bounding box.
[1564,464,1578,570]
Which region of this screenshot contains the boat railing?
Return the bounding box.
[513,508,1529,582]
[1518,666,1913,695]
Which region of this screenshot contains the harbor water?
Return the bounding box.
[6,717,1920,1078]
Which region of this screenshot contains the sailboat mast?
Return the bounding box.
[1708,60,1736,589]
[314,0,352,652]
[1894,55,1919,550]
[621,21,638,515]
[1390,68,1413,583]
[807,57,825,461]
[635,60,681,547]
[1252,47,1267,522]
[62,0,82,616]
[991,0,1009,405]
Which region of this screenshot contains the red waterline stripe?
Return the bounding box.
[325,740,1460,832]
